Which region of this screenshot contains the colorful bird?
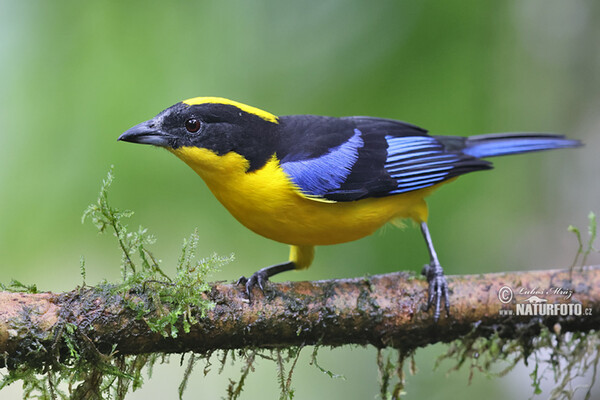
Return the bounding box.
[119,97,581,320]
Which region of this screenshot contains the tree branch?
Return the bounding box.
[1,266,599,368]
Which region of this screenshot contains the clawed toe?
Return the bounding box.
[421,262,450,322]
[235,261,296,302]
[236,270,270,301]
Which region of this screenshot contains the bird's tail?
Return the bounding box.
[461,133,581,158]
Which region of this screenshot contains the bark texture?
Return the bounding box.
[0,266,598,368]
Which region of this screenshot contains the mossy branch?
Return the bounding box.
[0,266,598,364]
[2,170,598,399]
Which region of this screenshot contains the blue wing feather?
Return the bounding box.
[280,128,364,196]
[276,117,486,200]
[383,135,465,194]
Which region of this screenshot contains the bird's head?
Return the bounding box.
[118,97,280,171]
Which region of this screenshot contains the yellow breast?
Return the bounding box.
[169,146,441,246]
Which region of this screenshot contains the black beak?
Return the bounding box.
[118,120,172,147]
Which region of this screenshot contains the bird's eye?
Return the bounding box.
[185,118,201,133]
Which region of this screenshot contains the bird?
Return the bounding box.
[118,96,581,321]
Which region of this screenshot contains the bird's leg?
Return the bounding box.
[420,222,450,321]
[237,261,296,301]
[238,245,313,302]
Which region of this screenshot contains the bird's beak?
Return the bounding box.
[118,119,172,147]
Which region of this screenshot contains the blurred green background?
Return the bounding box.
[1,0,598,398]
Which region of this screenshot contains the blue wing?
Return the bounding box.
[280,128,364,197]
[384,135,479,194]
[276,115,490,201]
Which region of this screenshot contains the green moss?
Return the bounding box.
[81,167,226,339]
[377,348,414,400]
[569,211,598,269]
[435,323,599,399]
[1,168,227,399]
[0,279,39,294]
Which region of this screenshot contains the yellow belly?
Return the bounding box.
[170,147,443,246]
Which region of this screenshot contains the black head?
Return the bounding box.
[119,97,280,170]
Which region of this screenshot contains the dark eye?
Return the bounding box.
[185,118,201,133]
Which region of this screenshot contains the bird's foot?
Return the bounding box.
[421,262,450,322]
[236,269,270,301]
[236,262,296,302]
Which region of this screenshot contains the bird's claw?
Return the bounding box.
[421,262,450,322]
[236,270,269,301]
